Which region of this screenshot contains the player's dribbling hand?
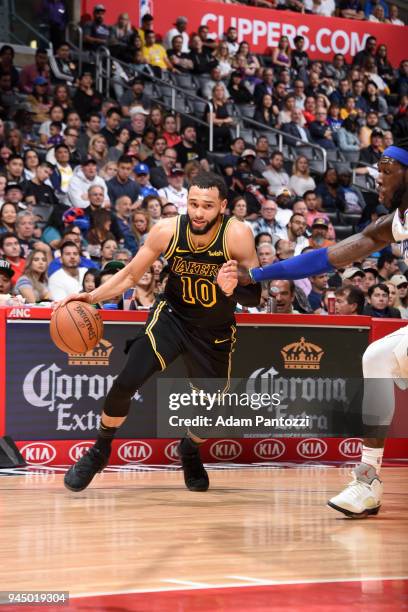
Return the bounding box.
[53,292,93,313]
[217,260,238,296]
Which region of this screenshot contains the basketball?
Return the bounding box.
[50,301,103,354]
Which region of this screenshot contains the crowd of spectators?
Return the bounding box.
[0,3,406,317]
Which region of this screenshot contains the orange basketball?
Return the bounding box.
[50,301,104,354]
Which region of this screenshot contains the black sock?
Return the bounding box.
[94,421,118,455]
[179,436,200,456]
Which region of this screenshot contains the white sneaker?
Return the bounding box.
[327,474,383,518]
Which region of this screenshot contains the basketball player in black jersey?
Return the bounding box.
[58,172,261,493]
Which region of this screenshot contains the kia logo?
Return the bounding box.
[296,438,328,459]
[69,441,94,462]
[254,439,285,460]
[20,442,56,465]
[164,441,180,462]
[339,438,362,458]
[118,441,152,463]
[209,439,242,461]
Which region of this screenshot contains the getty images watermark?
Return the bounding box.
[156,381,316,438]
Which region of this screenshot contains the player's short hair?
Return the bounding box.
[188,171,228,201]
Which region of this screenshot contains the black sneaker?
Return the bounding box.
[64,446,110,492]
[178,438,209,492]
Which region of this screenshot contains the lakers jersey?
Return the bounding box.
[163,214,236,327]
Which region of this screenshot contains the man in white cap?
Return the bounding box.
[341,266,366,291]
[163,16,189,53]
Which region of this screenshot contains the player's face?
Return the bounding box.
[377,158,408,210]
[187,186,227,235]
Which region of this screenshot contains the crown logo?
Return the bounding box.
[68,338,113,366]
[281,337,324,370]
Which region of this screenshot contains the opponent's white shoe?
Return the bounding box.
[327,472,383,518]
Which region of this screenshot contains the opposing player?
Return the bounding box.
[58,172,261,493]
[242,141,408,517]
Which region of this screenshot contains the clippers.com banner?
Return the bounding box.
[83,0,408,65]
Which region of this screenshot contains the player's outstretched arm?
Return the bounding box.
[243,215,394,284]
[55,219,176,309]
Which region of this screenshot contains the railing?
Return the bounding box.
[9,0,51,48]
[96,47,111,98]
[66,23,84,75]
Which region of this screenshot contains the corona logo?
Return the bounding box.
[20,442,56,465]
[118,441,152,463]
[69,441,94,462]
[209,439,242,461]
[254,439,285,460]
[339,438,362,458]
[281,337,324,370]
[164,441,180,462]
[68,338,113,366]
[297,438,328,459]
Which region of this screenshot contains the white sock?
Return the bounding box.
[361,446,384,475]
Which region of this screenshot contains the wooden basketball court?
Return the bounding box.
[0,464,407,611]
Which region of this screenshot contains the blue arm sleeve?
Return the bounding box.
[250,248,334,282]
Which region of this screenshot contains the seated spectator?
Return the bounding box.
[48,240,88,299]
[131,209,152,248]
[158,167,188,214]
[274,213,309,255]
[206,84,233,152]
[164,16,189,52]
[174,125,209,171]
[390,274,408,318]
[316,168,339,210]
[0,202,17,235]
[363,283,401,318]
[126,107,148,141]
[147,106,164,136]
[213,42,233,80]
[0,258,14,294]
[49,144,74,202]
[250,199,282,239]
[72,72,103,122]
[132,266,156,309]
[141,195,162,225]
[68,158,109,209]
[112,247,133,265]
[138,128,156,162]
[100,107,122,148]
[269,279,300,314]
[377,252,399,282]
[82,268,100,293]
[119,78,150,117]
[309,109,336,149]
[386,3,404,25]
[134,163,159,199]
[88,134,109,169]
[254,94,276,128]
[308,273,329,313]
[203,66,229,100]
[99,238,118,270]
[0,74,20,120]
[303,96,317,126]
[359,111,380,148]
[275,187,294,227]
[291,35,309,77]
[87,209,116,262]
[289,156,316,196]
[112,195,137,255]
[336,167,366,214]
[24,162,59,208]
[0,232,26,284]
[112,12,134,46]
[304,0,335,15]
[338,0,364,21]
[144,136,167,170]
[342,267,366,291]
[230,196,248,222]
[253,68,274,107]
[278,95,297,126]
[257,242,276,267]
[188,35,218,75]
[281,108,310,145]
[369,4,386,22]
[337,116,361,153]
[262,151,289,196]
[375,45,394,88]
[271,36,291,72]
[53,83,72,114]
[3,183,25,211]
[359,128,384,165]
[363,80,388,115]
[27,77,51,123]
[150,147,177,189]
[167,35,193,73]
[308,218,335,249]
[227,71,253,105]
[335,286,365,315]
[83,4,111,52]
[143,30,174,76]
[162,114,181,148]
[14,249,50,303]
[23,149,40,181]
[0,45,20,89]
[340,95,358,121]
[51,42,77,85]
[19,48,50,94]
